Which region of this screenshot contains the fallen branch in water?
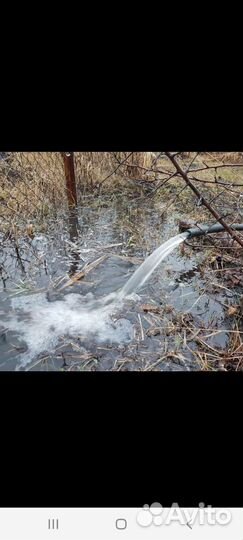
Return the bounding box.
[58,254,108,291]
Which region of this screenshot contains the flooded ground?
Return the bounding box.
[0,193,242,371]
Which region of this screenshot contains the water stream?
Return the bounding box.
[118,233,188,298]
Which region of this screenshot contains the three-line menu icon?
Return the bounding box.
[48,518,59,531]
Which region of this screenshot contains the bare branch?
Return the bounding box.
[186,152,200,173]
[187,163,243,173]
[99,152,134,185]
[165,152,243,248]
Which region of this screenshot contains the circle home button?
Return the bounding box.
[116,518,127,530]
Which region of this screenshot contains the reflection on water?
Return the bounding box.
[67,208,80,277]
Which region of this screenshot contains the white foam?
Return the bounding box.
[4,292,133,368]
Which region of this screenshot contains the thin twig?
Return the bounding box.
[187,163,243,173]
[165,152,243,248]
[99,152,134,186]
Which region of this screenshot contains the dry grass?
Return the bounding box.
[74,152,114,188]
[2,151,241,237]
[0,152,155,235]
[0,152,65,232]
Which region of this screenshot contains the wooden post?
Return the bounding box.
[62,152,78,207]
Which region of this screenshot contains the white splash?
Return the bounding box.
[4,292,133,368]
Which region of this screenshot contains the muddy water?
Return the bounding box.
[0,195,235,371]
